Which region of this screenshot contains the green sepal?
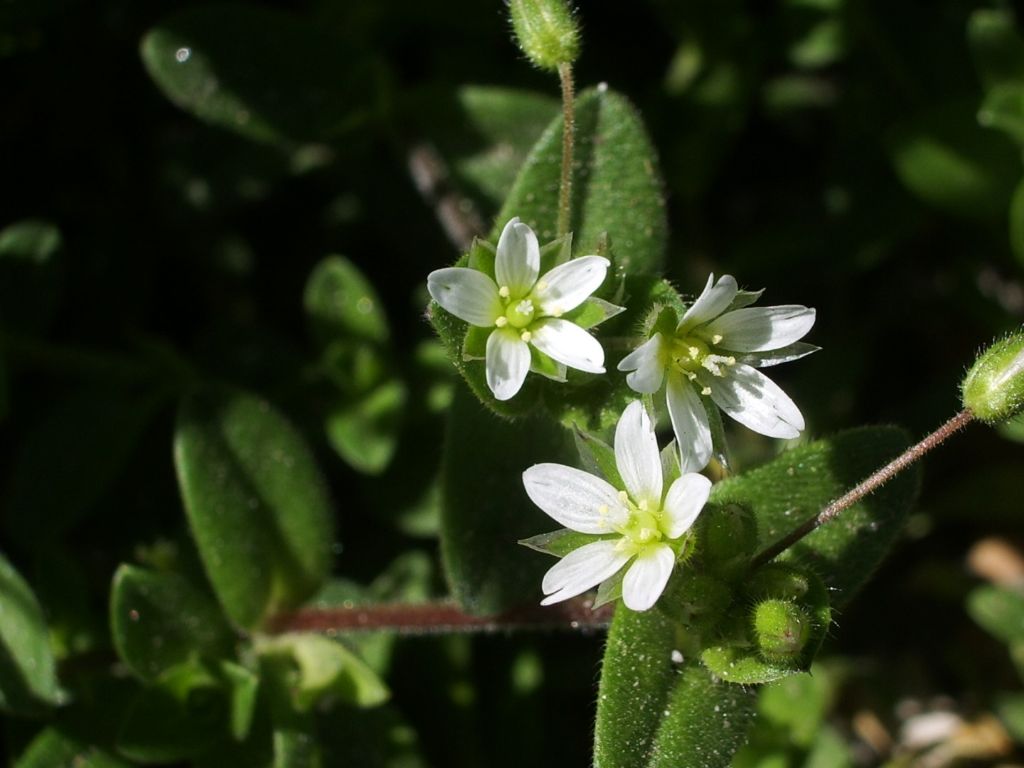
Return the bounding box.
[529,346,566,381]
[660,440,682,489]
[110,564,235,681]
[562,296,625,330]
[519,529,616,558]
[593,570,625,610]
[539,232,572,273]
[466,237,496,280]
[462,325,490,361]
[573,427,624,488]
[725,288,765,313]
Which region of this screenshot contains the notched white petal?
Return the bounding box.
[679,274,738,330]
[617,334,666,394]
[530,318,606,374]
[666,375,713,475]
[522,463,628,533]
[486,329,531,401]
[533,255,610,316]
[711,363,805,438]
[622,544,676,611]
[663,473,712,539]
[495,217,540,298]
[427,267,501,327]
[707,306,816,353]
[614,401,663,507]
[540,540,631,605]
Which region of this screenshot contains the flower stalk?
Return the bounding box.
[558,61,575,238]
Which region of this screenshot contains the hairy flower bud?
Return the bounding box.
[752,599,810,663]
[962,329,1024,423]
[508,0,580,72]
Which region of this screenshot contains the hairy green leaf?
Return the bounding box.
[0,552,63,714]
[110,565,234,681]
[174,387,336,629]
[711,426,920,606]
[141,4,375,147]
[495,86,667,275]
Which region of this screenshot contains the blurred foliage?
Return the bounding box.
[3,0,1024,766]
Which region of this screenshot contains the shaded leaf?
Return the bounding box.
[305,256,389,347]
[325,378,407,475]
[968,585,1024,645]
[14,727,132,768]
[110,564,235,681]
[174,387,335,629]
[0,552,63,714]
[0,218,63,333]
[968,9,1024,92]
[141,3,375,147]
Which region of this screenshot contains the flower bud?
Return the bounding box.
[752,599,810,663]
[508,0,580,72]
[962,329,1024,423]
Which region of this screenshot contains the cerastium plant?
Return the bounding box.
[3,2,1024,767]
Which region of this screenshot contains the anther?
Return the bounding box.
[520,331,532,342]
[536,280,548,291]
[701,386,712,396]
[495,317,508,327]
[688,346,700,359]
[499,286,511,298]
[618,491,629,503]
[711,334,723,344]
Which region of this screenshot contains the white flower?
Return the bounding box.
[617,274,816,473]
[427,217,610,401]
[522,400,711,611]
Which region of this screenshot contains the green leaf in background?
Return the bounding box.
[1010,178,1024,269]
[889,100,1019,219]
[0,552,63,715]
[440,385,574,614]
[140,3,376,148]
[220,660,260,741]
[0,218,63,333]
[116,661,231,764]
[3,387,161,548]
[304,256,388,347]
[712,426,920,606]
[325,378,407,475]
[433,86,560,210]
[594,608,757,768]
[968,584,1024,645]
[110,564,235,681]
[495,86,667,275]
[968,9,1024,92]
[979,84,1024,143]
[174,387,336,629]
[14,727,132,768]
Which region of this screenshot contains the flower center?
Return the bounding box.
[504,298,536,329]
[613,492,669,554]
[668,334,737,381]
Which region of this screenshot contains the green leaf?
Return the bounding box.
[440,385,573,614]
[0,218,63,333]
[141,4,375,147]
[979,84,1024,143]
[0,552,63,714]
[221,661,260,741]
[304,256,389,346]
[117,662,230,764]
[711,426,920,606]
[968,585,1024,644]
[594,607,757,768]
[174,387,336,629]
[110,564,235,681]
[325,378,407,475]
[14,728,132,768]
[495,86,667,275]
[889,100,1019,219]
[968,9,1024,92]
[995,692,1024,741]
[3,388,160,548]
[758,666,838,748]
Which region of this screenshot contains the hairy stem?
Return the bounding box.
[557,61,575,238]
[271,596,613,635]
[751,409,975,568]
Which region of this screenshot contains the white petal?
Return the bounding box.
[614,401,663,507]
[522,463,629,534]
[621,544,675,611]
[532,256,610,315]
[679,274,738,330]
[486,329,531,401]
[495,217,540,298]
[710,363,805,438]
[666,375,712,475]
[662,473,711,539]
[706,306,816,353]
[736,342,820,369]
[540,540,631,605]
[427,267,502,327]
[617,334,666,394]
[530,318,605,374]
